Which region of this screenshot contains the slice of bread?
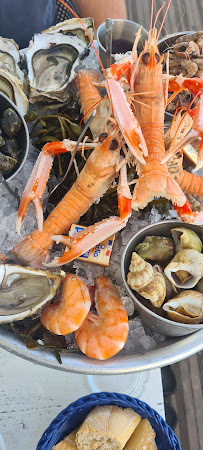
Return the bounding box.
[52,429,78,449]
[76,405,141,450]
[123,418,156,449]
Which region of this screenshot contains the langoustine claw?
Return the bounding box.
[74,276,129,360]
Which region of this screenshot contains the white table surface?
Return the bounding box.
[0,347,165,450]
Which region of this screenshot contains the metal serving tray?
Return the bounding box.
[0,325,202,374]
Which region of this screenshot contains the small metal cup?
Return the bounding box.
[97,19,148,68]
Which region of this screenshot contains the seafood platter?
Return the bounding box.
[0,2,203,374]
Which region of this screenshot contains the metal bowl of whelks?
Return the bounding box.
[121,220,203,337]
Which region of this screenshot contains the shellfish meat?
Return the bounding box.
[164,249,203,289]
[163,291,203,324]
[135,235,174,262]
[43,17,94,47]
[171,227,202,253]
[0,264,65,323]
[26,32,88,103]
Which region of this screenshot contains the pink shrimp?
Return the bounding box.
[74,275,129,360]
[40,273,91,335]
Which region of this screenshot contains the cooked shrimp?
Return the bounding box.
[74,275,129,360]
[40,273,91,335]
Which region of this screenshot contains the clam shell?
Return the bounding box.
[163,290,203,324]
[0,264,65,323]
[137,269,166,307]
[164,249,203,288]
[171,227,202,253]
[127,252,154,290]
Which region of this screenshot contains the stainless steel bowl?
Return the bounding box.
[0,92,29,181]
[121,220,203,337]
[158,31,196,121]
[97,20,148,68]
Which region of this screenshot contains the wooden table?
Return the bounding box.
[0,348,165,450]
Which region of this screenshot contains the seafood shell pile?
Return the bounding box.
[0,18,94,113]
[127,227,203,325]
[161,31,203,113]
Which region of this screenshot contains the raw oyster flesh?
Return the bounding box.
[135,235,174,262]
[163,290,203,324]
[0,264,65,323]
[44,17,94,47]
[26,33,87,103]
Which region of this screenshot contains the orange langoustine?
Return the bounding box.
[13,0,203,270]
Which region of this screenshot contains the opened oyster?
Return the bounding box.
[163,291,203,324]
[0,68,29,116]
[44,17,94,47]
[0,37,24,83]
[26,32,87,103]
[0,264,65,323]
[171,227,202,253]
[164,249,203,289]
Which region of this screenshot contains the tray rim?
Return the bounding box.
[0,326,202,374]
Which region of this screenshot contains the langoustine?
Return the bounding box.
[12,0,203,271]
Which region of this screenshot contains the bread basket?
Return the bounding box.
[36,392,181,450]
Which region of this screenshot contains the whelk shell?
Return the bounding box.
[127,252,166,307]
[135,235,174,262]
[164,249,203,288]
[163,291,203,324]
[127,252,154,290]
[171,227,202,253]
[137,269,166,307]
[0,263,65,323]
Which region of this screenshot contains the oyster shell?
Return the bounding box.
[0,37,24,83]
[127,252,154,290]
[164,249,203,288]
[171,227,202,253]
[0,264,65,323]
[135,235,174,262]
[163,290,203,324]
[0,68,29,116]
[26,32,87,103]
[43,18,94,47]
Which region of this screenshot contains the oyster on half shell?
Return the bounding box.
[0,37,24,83]
[26,32,87,103]
[0,68,29,116]
[163,290,203,324]
[44,17,94,47]
[0,264,65,323]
